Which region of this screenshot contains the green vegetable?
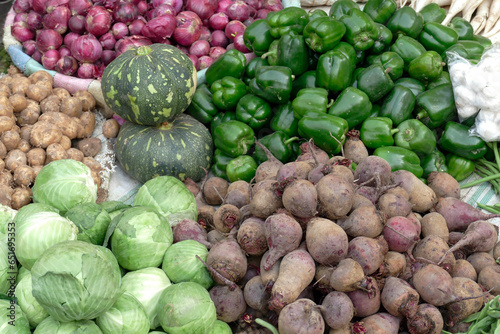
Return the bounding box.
[235,94,272,130]
[267,6,309,38]
[446,154,475,182]
[0,239,13,297]
[438,121,487,160]
[0,299,30,334]
[269,102,299,137]
[99,201,131,220]
[379,85,416,126]
[65,203,111,245]
[329,0,359,20]
[426,70,451,90]
[298,113,349,155]
[394,119,436,155]
[292,87,331,119]
[186,84,219,124]
[303,16,347,53]
[248,66,294,104]
[14,272,49,328]
[363,0,397,24]
[393,77,425,97]
[340,8,379,51]
[208,320,232,334]
[371,22,394,54]
[385,6,424,39]
[31,240,121,322]
[205,49,247,86]
[316,44,355,93]
[390,35,426,71]
[408,50,444,82]
[243,57,269,85]
[211,149,234,180]
[374,146,424,177]
[356,63,394,102]
[210,111,237,135]
[449,16,474,40]
[360,116,399,149]
[226,155,258,182]
[415,84,456,129]
[367,51,404,81]
[243,19,274,57]
[32,159,97,215]
[277,31,309,76]
[0,205,16,239]
[213,120,255,157]
[210,77,247,110]
[33,317,101,334]
[418,22,459,55]
[262,39,279,65]
[420,148,448,179]
[253,131,297,164]
[418,3,446,24]
[328,86,372,128]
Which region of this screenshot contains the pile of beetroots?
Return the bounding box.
[9,0,282,78]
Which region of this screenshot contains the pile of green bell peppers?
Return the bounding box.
[184,0,494,183]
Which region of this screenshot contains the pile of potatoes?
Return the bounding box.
[0,66,120,210]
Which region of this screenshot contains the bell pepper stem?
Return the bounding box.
[391,128,400,135]
[460,173,500,189]
[261,49,276,60]
[415,110,428,120]
[255,318,279,334]
[284,136,300,145]
[327,98,334,108]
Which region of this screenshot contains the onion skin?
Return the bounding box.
[210,29,229,48]
[12,22,35,43]
[234,33,251,53]
[172,11,203,46]
[224,20,246,41]
[58,45,72,57]
[42,49,61,70]
[23,40,37,56]
[36,29,64,52]
[68,14,86,34]
[216,0,232,14]
[114,35,152,55]
[32,50,43,63]
[141,14,177,42]
[32,0,48,14]
[85,6,112,37]
[189,39,211,57]
[209,12,229,30]
[14,13,28,24]
[199,25,212,41]
[255,8,271,19]
[63,31,80,49]
[128,18,146,35]
[147,4,177,20]
[101,50,116,65]
[46,0,69,13]
[226,0,251,22]
[13,0,31,14]
[112,22,129,40]
[113,2,139,24]
[77,62,96,79]
[197,55,214,70]
[27,11,44,31]
[99,32,116,50]
[209,46,227,59]
[43,5,71,34]
[55,55,78,75]
[186,0,218,20]
[71,34,103,63]
[69,0,93,15]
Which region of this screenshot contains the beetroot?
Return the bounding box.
[377,251,407,278]
[337,205,385,238]
[330,258,366,292]
[260,250,281,291]
[206,237,247,285]
[318,291,355,330]
[354,312,402,334]
[413,264,454,306]
[237,217,268,256]
[316,174,355,220]
[213,203,241,233]
[346,277,381,317]
[282,179,318,218]
[254,140,284,183]
[209,284,246,322]
[243,275,270,314]
[306,217,348,265]
[172,218,210,247]
[278,299,325,334]
[407,303,444,334]
[413,235,456,272]
[478,264,500,296]
[381,276,420,318]
[444,277,484,324]
[348,236,387,276]
[377,192,413,218]
[353,155,392,187]
[383,216,420,253]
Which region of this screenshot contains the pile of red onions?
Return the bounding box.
[10,0,284,79]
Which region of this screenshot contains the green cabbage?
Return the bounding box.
[0,299,30,334]
[14,272,49,328]
[0,239,13,296]
[96,292,150,334]
[156,282,216,334]
[209,320,232,334]
[31,240,121,322]
[133,176,197,226]
[99,201,131,220]
[0,205,16,239]
[31,159,98,215]
[33,317,103,333]
[65,203,112,245]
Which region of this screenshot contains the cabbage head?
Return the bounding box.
[65,203,112,245]
[31,240,121,322]
[121,267,171,330]
[96,292,150,334]
[14,203,78,270]
[15,266,29,285]
[133,176,197,226]
[110,206,173,270]
[99,201,131,220]
[14,272,49,328]
[33,316,103,334]
[0,204,16,238]
[32,159,97,215]
[162,240,213,289]
[0,299,30,334]
[156,282,216,334]
[0,238,14,295]
[209,320,232,334]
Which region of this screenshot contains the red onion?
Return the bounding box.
[216,0,232,14]
[114,2,139,24]
[55,55,78,75]
[23,40,37,56]
[137,1,148,16]
[176,44,189,55]
[147,4,177,20]
[32,0,48,14]
[58,45,72,57]
[243,17,255,26]
[32,50,43,63]
[27,11,44,31]
[210,30,229,48]
[14,13,28,24]
[46,0,69,13]
[233,34,250,53]
[226,1,250,22]
[12,22,35,43]
[112,22,129,39]
[69,0,93,15]
[245,0,261,10]
[197,55,213,70]
[43,5,71,34]
[209,46,226,59]
[225,20,246,41]
[199,25,211,41]
[188,54,198,69]
[77,62,96,79]
[141,14,176,42]
[85,6,112,37]
[13,0,31,14]
[189,39,210,57]
[115,35,152,55]
[129,18,146,35]
[63,31,80,49]
[255,9,270,20]
[95,0,119,10]
[101,50,116,65]
[99,32,116,50]
[261,0,283,12]
[154,0,183,15]
[226,42,235,50]
[68,14,86,33]
[71,34,103,63]
[208,12,229,30]
[172,11,203,46]
[42,49,61,70]
[36,29,63,52]
[152,0,168,8]
[186,0,218,20]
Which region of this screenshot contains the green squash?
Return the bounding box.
[101,44,197,126]
[114,114,213,183]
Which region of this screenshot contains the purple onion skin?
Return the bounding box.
[12,22,35,43]
[245,0,260,10]
[114,2,139,24]
[154,0,183,15]
[42,49,61,70]
[99,32,116,50]
[112,22,130,39]
[129,19,146,35]
[141,14,177,42]
[233,33,250,53]
[27,11,44,31]
[32,0,48,15]
[199,25,211,41]
[68,14,86,34]
[63,31,80,49]
[136,1,148,16]
[255,8,271,20]
[23,40,37,56]
[71,34,103,63]
[226,0,250,22]
[114,35,152,55]
[197,55,213,70]
[13,0,31,14]
[216,0,232,14]
[225,20,246,41]
[186,0,218,20]
[85,6,112,37]
[43,5,71,34]
[176,44,189,55]
[147,4,177,20]
[77,62,96,79]
[208,12,229,30]
[69,0,93,15]
[209,46,226,59]
[32,50,43,63]
[46,0,70,13]
[189,39,210,57]
[261,0,284,11]
[58,45,72,57]
[188,54,198,69]
[36,29,64,52]
[210,30,229,48]
[101,50,116,65]
[14,13,29,24]
[55,55,78,75]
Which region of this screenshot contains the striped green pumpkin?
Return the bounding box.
[114,114,214,183]
[101,44,197,126]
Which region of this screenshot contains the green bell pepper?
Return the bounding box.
[390,35,427,71]
[309,8,329,21]
[426,70,451,90]
[438,121,488,160]
[291,70,317,98]
[415,84,455,129]
[316,46,355,93]
[243,19,275,57]
[368,104,381,118]
[211,163,229,180]
[363,0,397,24]
[394,118,436,155]
[407,50,445,82]
[270,101,299,137]
[330,0,359,20]
[213,120,255,157]
[248,65,293,104]
[386,6,424,39]
[205,49,247,86]
[394,77,425,97]
[243,57,269,85]
[367,51,404,81]
[328,86,372,128]
[446,153,475,181]
[303,16,347,54]
[373,145,424,177]
[210,111,237,134]
[186,84,219,124]
[471,34,492,48]
[340,8,379,51]
[297,113,349,155]
[334,41,358,67]
[420,148,448,179]
[210,76,248,110]
[235,94,272,130]
[456,40,485,60]
[379,85,416,126]
[449,17,474,40]
[226,155,258,182]
[253,131,298,164]
[418,3,446,24]
[262,39,280,66]
[360,116,399,149]
[212,148,234,180]
[371,23,394,54]
[356,63,394,102]
[292,87,331,119]
[277,31,309,76]
[418,22,459,55]
[267,6,309,38]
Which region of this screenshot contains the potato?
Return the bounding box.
[35,80,53,95]
[91,169,102,188]
[10,77,30,95]
[11,187,32,210]
[52,87,71,100]
[8,66,21,76]
[0,159,4,172]
[17,107,40,125]
[60,97,83,117]
[0,91,9,99]
[14,165,35,187]
[0,184,13,207]
[78,112,96,138]
[32,165,43,178]
[17,139,31,153]
[45,143,69,163]
[38,112,79,139]
[59,135,71,150]
[82,156,101,172]
[0,170,13,187]
[20,125,33,142]
[40,95,61,113]
[77,137,102,157]
[0,96,14,117]
[0,141,7,159]
[30,121,63,148]
[1,130,21,151]
[0,83,11,95]
[26,84,50,102]
[102,119,120,139]
[5,149,27,171]
[66,148,84,161]
[74,90,96,111]
[27,148,46,166]
[0,115,15,132]
[9,94,28,113]
[29,70,53,86]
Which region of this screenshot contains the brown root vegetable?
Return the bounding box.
[434,197,500,232]
[383,216,420,253]
[254,140,284,183]
[0,170,13,187]
[338,205,385,238]
[355,312,402,334]
[1,130,21,151]
[269,246,316,311]
[9,94,27,113]
[243,275,270,314]
[377,193,413,219]
[427,171,460,199]
[378,251,407,278]
[17,139,31,153]
[5,149,27,171]
[198,205,215,230]
[207,229,225,245]
[467,252,497,276]
[11,187,32,209]
[306,217,348,265]
[40,95,61,113]
[329,258,366,292]
[26,84,50,102]
[9,77,29,95]
[0,116,15,132]
[77,137,102,157]
[282,179,317,218]
[420,212,449,242]
[237,217,268,256]
[477,264,500,295]
[77,112,96,138]
[45,143,69,163]
[413,264,454,306]
[275,160,314,182]
[278,298,325,334]
[58,136,71,151]
[18,106,40,126]
[391,170,437,213]
[30,121,63,148]
[172,218,210,247]
[38,112,80,139]
[316,174,355,220]
[413,235,456,272]
[249,186,283,219]
[381,276,420,318]
[26,148,46,166]
[19,126,32,142]
[203,176,228,206]
[348,236,388,276]
[263,213,302,271]
[0,159,4,172]
[210,284,247,322]
[407,303,444,334]
[82,157,101,172]
[60,97,83,117]
[29,70,53,86]
[353,155,392,187]
[102,119,120,138]
[385,186,410,200]
[13,165,34,187]
[213,204,240,233]
[260,250,281,292]
[344,130,369,164]
[346,277,381,317]
[224,180,251,208]
[206,237,247,285]
[350,193,375,211]
[74,90,96,111]
[451,259,478,281]
[318,291,355,330]
[314,265,334,294]
[494,241,500,260]
[445,277,484,324]
[0,184,13,206]
[52,87,71,100]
